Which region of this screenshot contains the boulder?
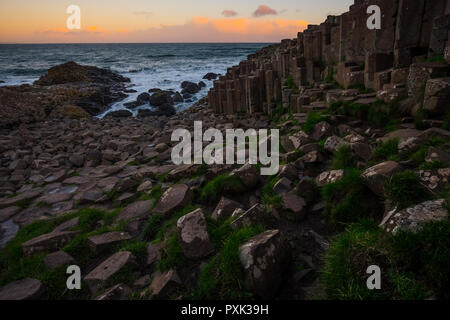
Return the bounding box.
[230,204,271,230]
[153,184,192,215]
[239,230,289,299]
[22,231,79,256]
[181,81,200,94]
[0,278,43,300]
[203,73,218,81]
[380,199,448,234]
[44,251,75,269]
[84,251,135,293]
[149,270,182,299]
[273,177,293,195]
[361,161,403,197]
[311,121,333,141]
[315,170,345,187]
[177,208,214,259]
[149,90,174,106]
[423,77,450,115]
[425,147,450,165]
[211,197,242,221]
[324,136,348,153]
[281,193,307,219]
[230,163,260,189]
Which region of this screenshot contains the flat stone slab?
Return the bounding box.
[88,231,132,254]
[0,278,43,300]
[84,251,135,293]
[115,200,152,222]
[381,199,448,234]
[22,231,79,256]
[153,184,192,215]
[149,270,182,299]
[44,251,75,269]
[0,206,21,223]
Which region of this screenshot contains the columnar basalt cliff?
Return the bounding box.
[208,0,450,115]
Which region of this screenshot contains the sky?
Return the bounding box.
[0,0,353,43]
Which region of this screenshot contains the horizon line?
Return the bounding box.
[0,41,279,45]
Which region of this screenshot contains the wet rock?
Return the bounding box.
[177,208,214,259]
[181,81,200,94]
[203,73,218,81]
[149,269,182,299]
[361,161,402,197]
[105,110,132,118]
[44,251,75,269]
[0,278,43,300]
[381,199,448,234]
[88,231,133,254]
[153,184,192,215]
[22,231,79,256]
[211,197,242,221]
[149,90,173,106]
[173,92,183,103]
[84,251,135,293]
[239,230,289,299]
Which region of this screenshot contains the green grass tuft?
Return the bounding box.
[385,171,431,210]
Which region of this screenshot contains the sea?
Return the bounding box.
[0,43,271,117]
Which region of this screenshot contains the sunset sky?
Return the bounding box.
[0,0,353,43]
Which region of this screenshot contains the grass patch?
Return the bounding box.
[199,174,245,204]
[193,225,265,300]
[331,145,357,169]
[322,220,436,300]
[302,112,329,134]
[371,138,399,161]
[322,169,381,228]
[385,171,431,210]
[262,177,282,209]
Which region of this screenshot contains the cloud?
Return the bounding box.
[28,16,308,43]
[222,10,238,18]
[133,11,152,19]
[253,5,277,17]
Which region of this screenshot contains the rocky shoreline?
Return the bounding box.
[0,0,449,301]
